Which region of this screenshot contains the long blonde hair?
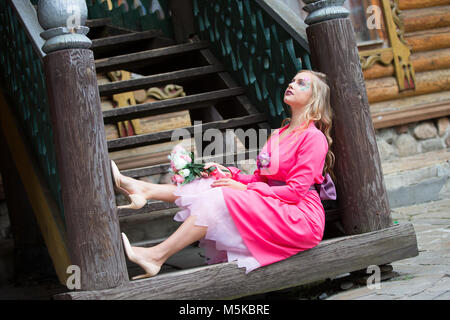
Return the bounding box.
[280,70,335,177]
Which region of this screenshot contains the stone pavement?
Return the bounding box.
[325,192,450,300]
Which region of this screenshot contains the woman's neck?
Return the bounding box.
[287,109,308,130]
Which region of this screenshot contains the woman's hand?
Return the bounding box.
[203,162,229,172]
[211,178,247,190]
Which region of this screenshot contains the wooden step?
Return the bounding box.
[103,88,246,123]
[405,26,450,52]
[363,48,450,79]
[366,68,450,103]
[91,29,163,50]
[399,0,450,10]
[98,64,225,97]
[54,223,418,300]
[85,18,112,28]
[402,5,450,33]
[95,41,210,73]
[107,113,267,152]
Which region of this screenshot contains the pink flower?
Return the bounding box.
[172,174,185,184]
[210,166,232,179]
[180,154,192,163]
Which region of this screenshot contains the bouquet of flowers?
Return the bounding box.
[168,144,232,185]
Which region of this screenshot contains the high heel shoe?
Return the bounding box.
[121,232,161,280]
[110,160,147,210]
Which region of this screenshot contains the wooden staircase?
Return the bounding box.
[364,1,450,129]
[87,18,345,277]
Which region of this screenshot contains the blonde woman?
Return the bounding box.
[114,70,336,279]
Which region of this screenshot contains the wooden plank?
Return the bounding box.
[107,113,267,152]
[0,88,71,285]
[95,41,210,73]
[102,88,245,123]
[44,49,129,290]
[99,65,225,96]
[91,29,163,49]
[85,17,112,28]
[372,100,450,129]
[54,223,418,300]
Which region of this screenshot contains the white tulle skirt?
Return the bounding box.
[173,177,261,273]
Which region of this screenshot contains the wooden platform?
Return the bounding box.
[54,223,418,300]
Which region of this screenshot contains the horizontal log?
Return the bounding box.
[366,68,450,103]
[363,48,450,79]
[102,87,244,123]
[372,100,450,129]
[98,65,225,97]
[107,114,267,152]
[405,27,450,52]
[95,41,210,73]
[91,30,163,50]
[54,223,418,300]
[399,0,450,10]
[401,5,450,33]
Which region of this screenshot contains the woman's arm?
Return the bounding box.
[245,130,328,203]
[226,166,268,185]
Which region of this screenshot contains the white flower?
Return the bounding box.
[173,157,188,170]
[179,169,190,177]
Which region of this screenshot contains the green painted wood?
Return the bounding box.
[86,0,174,38]
[0,1,64,221]
[193,0,310,128]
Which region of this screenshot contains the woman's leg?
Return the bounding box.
[124,215,207,277]
[119,174,178,203]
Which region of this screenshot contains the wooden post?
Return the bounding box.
[168,0,196,43]
[303,0,392,234]
[37,0,128,290]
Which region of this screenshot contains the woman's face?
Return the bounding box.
[283,72,313,110]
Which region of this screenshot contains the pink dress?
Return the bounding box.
[173,122,328,273]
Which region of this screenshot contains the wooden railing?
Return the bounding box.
[192,0,311,128]
[86,0,174,37]
[0,0,64,216]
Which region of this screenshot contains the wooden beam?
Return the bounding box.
[0,88,71,285]
[44,49,129,290]
[98,65,225,96]
[305,16,392,235]
[91,30,163,50]
[54,223,418,300]
[94,41,210,73]
[402,5,450,33]
[399,0,450,10]
[405,27,450,53]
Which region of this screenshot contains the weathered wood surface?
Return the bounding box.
[54,223,418,300]
[401,5,450,33]
[91,29,163,49]
[307,18,392,235]
[107,113,267,152]
[102,88,245,123]
[366,69,450,103]
[399,0,450,10]
[44,49,128,290]
[363,48,450,80]
[98,65,225,96]
[95,41,210,73]
[405,27,450,52]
